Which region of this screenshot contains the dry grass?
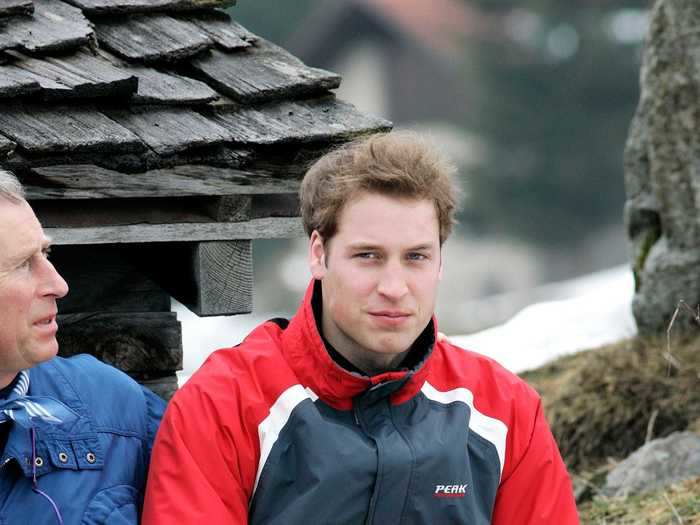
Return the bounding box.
[578,476,700,524]
[521,335,700,472]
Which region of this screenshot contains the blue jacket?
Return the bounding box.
[0,355,165,525]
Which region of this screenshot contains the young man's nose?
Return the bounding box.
[376,262,409,300]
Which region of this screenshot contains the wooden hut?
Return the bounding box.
[0,0,390,399]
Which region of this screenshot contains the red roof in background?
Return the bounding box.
[355,0,500,56]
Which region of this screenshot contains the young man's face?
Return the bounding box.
[0,199,68,387]
[309,192,442,374]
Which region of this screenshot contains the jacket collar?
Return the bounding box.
[1,363,101,478]
[281,279,437,410]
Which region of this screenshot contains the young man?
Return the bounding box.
[0,169,164,524]
[143,132,579,524]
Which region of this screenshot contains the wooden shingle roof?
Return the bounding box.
[0,0,391,249]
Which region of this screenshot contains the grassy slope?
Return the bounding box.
[519,335,700,524]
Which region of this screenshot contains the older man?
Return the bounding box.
[144,132,578,524]
[0,169,164,524]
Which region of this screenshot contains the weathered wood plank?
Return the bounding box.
[141,240,252,316]
[0,0,93,54]
[107,106,233,156]
[192,39,340,104]
[96,48,219,105]
[62,0,233,16]
[45,217,304,244]
[51,245,171,314]
[0,0,33,17]
[186,11,254,51]
[252,193,299,218]
[139,375,178,400]
[4,50,137,100]
[213,96,392,145]
[0,105,146,155]
[205,195,250,222]
[24,164,299,199]
[192,241,252,315]
[0,135,15,157]
[95,15,213,63]
[57,312,182,373]
[33,197,218,227]
[4,144,251,173]
[0,64,41,98]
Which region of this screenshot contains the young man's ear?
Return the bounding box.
[309,230,327,279]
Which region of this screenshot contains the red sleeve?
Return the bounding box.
[142,382,253,525]
[491,400,579,525]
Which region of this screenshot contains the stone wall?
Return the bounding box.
[625,0,700,334]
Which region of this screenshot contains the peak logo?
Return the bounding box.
[434,484,468,498]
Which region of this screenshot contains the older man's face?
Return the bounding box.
[0,200,68,387]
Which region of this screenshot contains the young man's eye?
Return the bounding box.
[355,252,378,259]
[407,253,428,261]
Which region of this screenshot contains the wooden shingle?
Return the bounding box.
[0,105,146,154]
[213,96,392,145]
[0,0,34,17]
[187,12,254,51]
[192,39,340,104]
[3,51,137,100]
[61,0,233,16]
[119,63,219,105]
[0,134,15,157]
[107,106,233,155]
[95,15,213,63]
[0,0,93,54]
[0,66,41,97]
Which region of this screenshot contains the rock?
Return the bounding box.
[625,0,700,335]
[601,431,700,497]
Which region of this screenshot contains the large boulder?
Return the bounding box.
[625,0,700,335]
[601,431,700,497]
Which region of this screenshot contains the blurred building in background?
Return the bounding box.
[230,0,650,334]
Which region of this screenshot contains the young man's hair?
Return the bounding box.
[0,169,25,204]
[300,131,460,245]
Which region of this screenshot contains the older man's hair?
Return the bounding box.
[0,169,25,203]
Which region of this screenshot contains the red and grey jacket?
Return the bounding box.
[143,281,579,524]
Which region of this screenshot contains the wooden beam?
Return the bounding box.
[44,217,304,244]
[23,164,300,200]
[57,312,182,373]
[139,375,178,401]
[51,245,171,314]
[139,240,253,316]
[206,195,251,222]
[252,194,299,218]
